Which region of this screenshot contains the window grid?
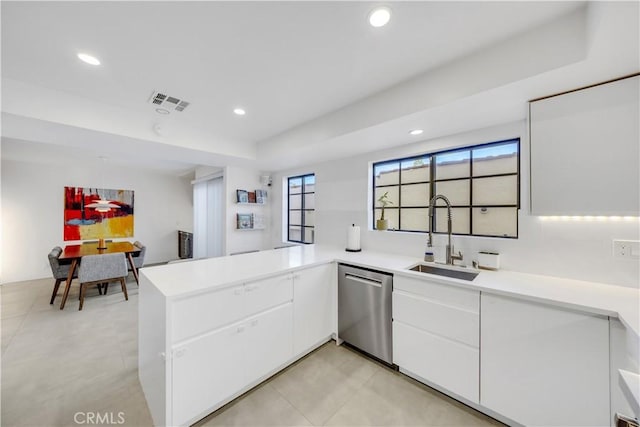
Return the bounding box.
[288,173,315,244]
[373,139,520,238]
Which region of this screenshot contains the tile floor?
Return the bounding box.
[1,276,151,427]
[2,277,503,427]
[196,345,503,427]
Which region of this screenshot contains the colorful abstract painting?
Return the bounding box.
[64,187,134,241]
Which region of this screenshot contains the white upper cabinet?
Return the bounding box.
[529,75,639,216]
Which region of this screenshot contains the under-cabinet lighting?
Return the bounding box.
[538,216,639,222]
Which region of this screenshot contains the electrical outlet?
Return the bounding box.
[613,240,640,259]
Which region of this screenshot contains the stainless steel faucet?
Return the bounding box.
[427,194,463,265]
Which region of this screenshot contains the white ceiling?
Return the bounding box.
[1,1,638,173]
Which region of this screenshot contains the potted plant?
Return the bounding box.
[376,191,393,231]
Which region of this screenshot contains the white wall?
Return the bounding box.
[1,157,193,284]
[268,120,640,289]
[224,165,272,256]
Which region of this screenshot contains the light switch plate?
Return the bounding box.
[613,240,640,259]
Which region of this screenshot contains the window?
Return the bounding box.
[373,139,519,238]
[288,173,315,244]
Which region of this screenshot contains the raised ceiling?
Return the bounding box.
[1,1,638,173]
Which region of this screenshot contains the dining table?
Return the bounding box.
[58,241,141,310]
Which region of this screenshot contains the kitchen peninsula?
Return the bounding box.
[139,245,639,427]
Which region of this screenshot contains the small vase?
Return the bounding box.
[376,219,389,231]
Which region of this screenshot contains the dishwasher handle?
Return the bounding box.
[344,273,383,288]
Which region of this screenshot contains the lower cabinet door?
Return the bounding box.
[245,303,294,383]
[481,293,610,427]
[393,321,479,403]
[171,322,246,426]
[293,264,334,355]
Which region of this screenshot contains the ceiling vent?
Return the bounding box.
[149,91,190,112]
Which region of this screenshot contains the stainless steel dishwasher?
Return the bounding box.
[338,263,393,364]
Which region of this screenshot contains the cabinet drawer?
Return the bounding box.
[171,275,293,344]
[393,291,479,347]
[394,321,479,404]
[394,275,479,312]
[172,285,246,343]
[244,274,293,315]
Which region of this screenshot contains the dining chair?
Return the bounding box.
[48,246,79,304]
[77,253,128,310]
[131,241,146,275]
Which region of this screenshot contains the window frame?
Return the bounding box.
[287,173,315,244]
[372,138,520,238]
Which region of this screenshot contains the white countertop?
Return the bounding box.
[141,245,640,338]
[619,369,640,412]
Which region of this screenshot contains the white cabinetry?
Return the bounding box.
[481,293,610,426]
[244,304,294,381]
[171,304,293,426]
[171,274,293,343]
[171,284,245,343]
[293,263,335,356]
[529,75,639,215]
[610,318,640,423]
[140,263,335,427]
[172,320,246,426]
[392,275,480,403]
[170,278,293,426]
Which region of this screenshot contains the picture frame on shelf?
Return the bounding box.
[236,190,249,203]
[248,191,256,204]
[237,213,253,229]
[253,214,265,229]
[256,189,267,204]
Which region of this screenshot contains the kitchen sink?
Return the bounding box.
[407,263,479,281]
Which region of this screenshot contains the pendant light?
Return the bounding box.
[85,156,120,248]
[85,200,120,212]
[86,157,121,212]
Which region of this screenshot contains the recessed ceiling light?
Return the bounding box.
[155,108,170,115]
[77,53,100,66]
[233,108,246,116]
[409,129,423,136]
[368,7,391,28]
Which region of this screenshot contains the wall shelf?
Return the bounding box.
[236,189,268,204]
[236,212,266,231]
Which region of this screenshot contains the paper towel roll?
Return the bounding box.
[346,224,361,252]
